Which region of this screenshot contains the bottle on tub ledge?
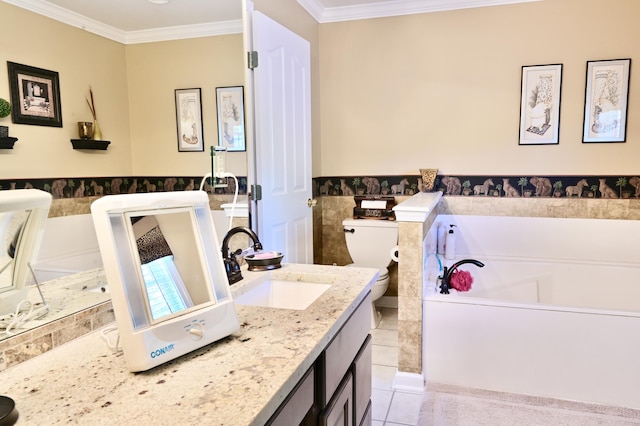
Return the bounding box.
[445,224,457,260]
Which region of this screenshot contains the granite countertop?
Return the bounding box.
[0,268,110,346]
[11,268,110,330]
[0,263,376,425]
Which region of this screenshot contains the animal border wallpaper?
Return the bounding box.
[1,174,639,199]
[314,175,640,199]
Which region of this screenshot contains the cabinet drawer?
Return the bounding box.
[320,371,353,426]
[324,293,371,403]
[268,366,315,426]
[353,334,372,425]
[359,401,371,426]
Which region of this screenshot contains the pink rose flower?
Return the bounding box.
[450,269,473,292]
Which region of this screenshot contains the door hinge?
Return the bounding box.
[248,51,258,69]
[250,184,262,201]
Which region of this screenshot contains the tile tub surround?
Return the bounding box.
[0,268,113,371]
[0,263,377,425]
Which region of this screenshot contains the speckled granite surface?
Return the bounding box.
[0,263,376,425]
[0,268,113,371]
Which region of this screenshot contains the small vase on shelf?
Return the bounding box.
[93,119,103,141]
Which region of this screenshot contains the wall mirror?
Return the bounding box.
[0,190,51,319]
[0,0,247,342]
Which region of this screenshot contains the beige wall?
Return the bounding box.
[0,2,245,180]
[4,0,639,181]
[125,36,246,177]
[0,2,132,179]
[318,0,640,176]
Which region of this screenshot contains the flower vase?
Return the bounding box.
[92,120,103,141]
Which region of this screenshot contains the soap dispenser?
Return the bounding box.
[445,225,457,260]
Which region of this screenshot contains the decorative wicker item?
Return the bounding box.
[419,168,438,192]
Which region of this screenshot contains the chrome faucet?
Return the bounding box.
[439,259,485,294]
[221,226,263,284]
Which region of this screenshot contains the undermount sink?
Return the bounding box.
[233,279,331,310]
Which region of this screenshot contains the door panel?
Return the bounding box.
[252,11,313,264]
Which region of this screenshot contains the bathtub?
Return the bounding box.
[422,215,640,410]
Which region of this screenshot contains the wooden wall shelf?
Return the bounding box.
[71,139,110,150]
[0,137,18,149]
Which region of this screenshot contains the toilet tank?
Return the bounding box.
[342,219,398,268]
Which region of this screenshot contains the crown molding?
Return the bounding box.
[125,20,243,44]
[297,0,542,23]
[2,0,242,44]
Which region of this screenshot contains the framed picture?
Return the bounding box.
[582,58,631,143]
[519,64,563,145]
[216,86,246,152]
[175,88,204,152]
[7,62,63,127]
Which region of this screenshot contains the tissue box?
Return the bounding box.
[353,196,396,220]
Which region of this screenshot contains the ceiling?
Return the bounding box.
[2,0,540,44]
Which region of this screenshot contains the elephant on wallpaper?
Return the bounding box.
[629,177,640,198]
[530,177,552,197]
[110,178,123,194]
[164,178,177,192]
[362,177,381,195]
[441,176,461,195]
[51,179,67,198]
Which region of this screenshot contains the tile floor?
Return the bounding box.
[370,307,424,426]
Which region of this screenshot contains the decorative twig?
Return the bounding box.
[86,86,97,120]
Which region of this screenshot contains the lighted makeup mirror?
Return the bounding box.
[0,189,52,318]
[91,191,240,372]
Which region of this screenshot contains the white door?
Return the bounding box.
[251,11,313,264]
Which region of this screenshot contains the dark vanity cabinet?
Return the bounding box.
[267,293,373,426]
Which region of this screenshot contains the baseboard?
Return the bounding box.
[374,295,398,309]
[392,371,425,393]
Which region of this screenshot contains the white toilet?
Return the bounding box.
[342,218,399,328]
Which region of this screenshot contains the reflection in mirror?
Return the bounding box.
[129,212,214,323]
[0,210,23,292]
[0,190,52,321]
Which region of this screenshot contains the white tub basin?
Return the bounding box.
[233,279,330,310]
[221,203,248,218]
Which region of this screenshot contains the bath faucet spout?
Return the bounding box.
[440,258,485,294]
[221,226,263,285]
